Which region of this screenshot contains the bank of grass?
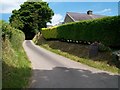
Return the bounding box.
[33,34,119,74]
[41,44,118,74]
[2,21,31,88]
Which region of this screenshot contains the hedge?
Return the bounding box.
[42,16,120,47]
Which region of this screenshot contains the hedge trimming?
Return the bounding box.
[42,16,120,47]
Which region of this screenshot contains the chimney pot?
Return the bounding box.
[87,10,93,15]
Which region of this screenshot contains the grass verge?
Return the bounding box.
[2,39,31,88]
[2,20,31,88]
[40,44,119,74]
[33,34,119,74]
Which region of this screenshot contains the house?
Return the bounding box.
[55,21,64,26]
[64,10,106,24]
[47,25,53,28]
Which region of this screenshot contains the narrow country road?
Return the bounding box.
[23,40,118,88]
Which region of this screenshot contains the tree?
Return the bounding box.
[9,0,54,39]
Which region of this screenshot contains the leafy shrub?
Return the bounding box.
[1,21,12,39]
[98,43,111,52]
[1,20,24,42]
[42,16,120,47]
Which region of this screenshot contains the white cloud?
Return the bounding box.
[1,4,20,13]
[47,14,63,26]
[0,0,26,4]
[95,8,112,14]
[0,0,26,13]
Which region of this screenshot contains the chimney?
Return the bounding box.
[87,10,93,15]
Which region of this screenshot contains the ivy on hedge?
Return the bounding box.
[42,16,120,47]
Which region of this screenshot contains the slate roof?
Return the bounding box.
[66,12,106,21]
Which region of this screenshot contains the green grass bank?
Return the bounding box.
[1,20,31,88]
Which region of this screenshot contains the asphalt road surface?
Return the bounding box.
[23,40,119,88]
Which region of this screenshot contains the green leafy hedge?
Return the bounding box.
[42,16,120,47]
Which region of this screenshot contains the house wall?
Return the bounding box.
[64,14,74,24]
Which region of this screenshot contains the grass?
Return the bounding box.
[33,34,119,74]
[2,21,31,88]
[2,37,31,88]
[40,44,118,74]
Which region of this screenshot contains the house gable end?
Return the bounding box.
[64,13,75,24]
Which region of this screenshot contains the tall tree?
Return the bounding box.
[9,0,54,39]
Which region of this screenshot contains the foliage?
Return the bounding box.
[42,16,120,47]
[1,20,31,88]
[9,0,54,39]
[98,43,111,52]
[1,20,12,39]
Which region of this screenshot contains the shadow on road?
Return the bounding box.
[30,67,119,88]
[24,40,119,88]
